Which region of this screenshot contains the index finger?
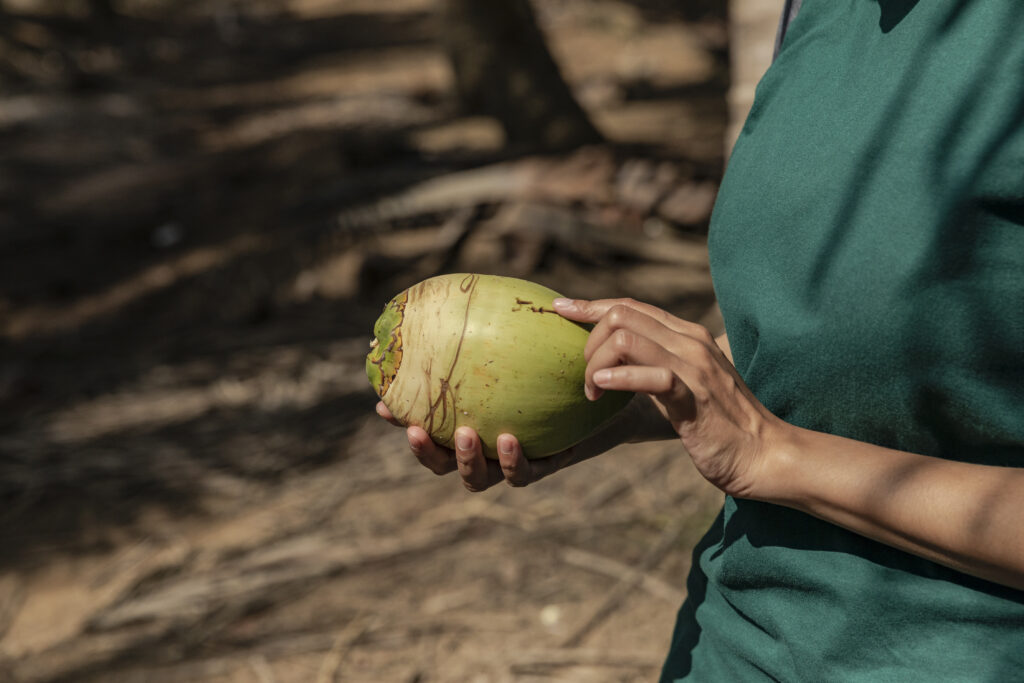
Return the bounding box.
[554,297,706,339]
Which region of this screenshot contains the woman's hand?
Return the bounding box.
[376,400,564,492]
[552,296,786,499]
[376,392,672,492]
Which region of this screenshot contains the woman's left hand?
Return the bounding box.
[552,296,786,499]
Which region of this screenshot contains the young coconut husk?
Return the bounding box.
[367,273,632,459]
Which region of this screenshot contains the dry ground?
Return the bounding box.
[0,1,730,680]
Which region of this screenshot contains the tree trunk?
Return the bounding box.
[440,0,603,152]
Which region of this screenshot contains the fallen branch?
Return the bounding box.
[494,202,710,268]
[559,545,684,605]
[337,161,536,232]
[94,522,468,630]
[509,648,664,675]
[0,575,25,642]
[314,615,376,683]
[246,656,277,683]
[2,522,468,683]
[559,514,692,648]
[65,632,341,683]
[579,450,675,511]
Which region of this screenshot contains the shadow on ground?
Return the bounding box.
[0,2,729,658]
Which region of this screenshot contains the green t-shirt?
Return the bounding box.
[662,2,1024,681]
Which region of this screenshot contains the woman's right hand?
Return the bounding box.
[376,393,673,492]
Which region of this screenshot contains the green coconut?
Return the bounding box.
[367,273,632,459]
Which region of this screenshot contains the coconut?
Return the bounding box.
[367,273,632,459]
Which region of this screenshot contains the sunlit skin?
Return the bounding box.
[378,296,1024,591]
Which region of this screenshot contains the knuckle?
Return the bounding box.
[606,306,627,327]
[683,337,715,371]
[666,372,685,398]
[694,369,713,394]
[670,371,693,397]
[684,368,711,401]
[606,303,634,325]
[611,328,634,352]
[698,345,718,371]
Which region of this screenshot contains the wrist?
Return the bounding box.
[748,419,808,506]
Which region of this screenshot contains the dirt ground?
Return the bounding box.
[0,1,731,680]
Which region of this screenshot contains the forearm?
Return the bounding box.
[761,425,1024,590]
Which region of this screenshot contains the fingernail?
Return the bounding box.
[584,384,595,401]
[456,432,472,451]
[593,369,612,385]
[408,438,421,454]
[552,298,576,311]
[498,436,513,456]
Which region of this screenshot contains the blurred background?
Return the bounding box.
[0,0,778,680]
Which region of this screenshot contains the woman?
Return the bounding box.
[379,1,1024,679]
